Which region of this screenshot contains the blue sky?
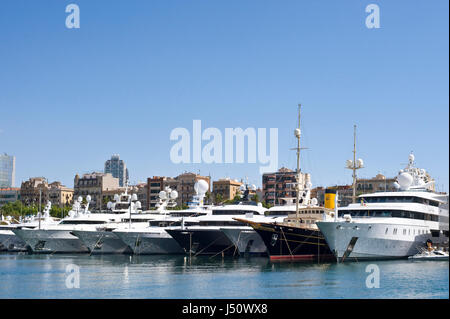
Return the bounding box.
[0,0,448,192]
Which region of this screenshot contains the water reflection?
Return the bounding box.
[0,252,448,299]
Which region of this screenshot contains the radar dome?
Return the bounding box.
[250,184,257,191]
[409,153,415,163]
[239,185,246,192]
[131,194,138,201]
[86,195,91,202]
[346,160,353,168]
[397,172,413,190]
[159,191,167,200]
[294,128,301,138]
[170,190,178,199]
[77,196,82,203]
[311,198,318,206]
[195,180,209,195]
[357,159,364,168]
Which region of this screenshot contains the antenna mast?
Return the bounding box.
[346,125,363,203]
[295,104,301,220]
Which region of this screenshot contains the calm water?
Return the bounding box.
[0,252,448,299]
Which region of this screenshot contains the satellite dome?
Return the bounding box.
[159,191,167,200]
[170,190,178,199]
[346,160,353,168]
[294,128,301,138]
[311,198,318,206]
[86,195,91,202]
[357,159,364,168]
[397,172,413,190]
[195,180,209,195]
[77,196,82,203]
[131,194,138,201]
[239,184,246,192]
[409,153,415,163]
[250,184,257,191]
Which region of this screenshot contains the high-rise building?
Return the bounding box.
[0,153,15,188]
[104,154,128,187]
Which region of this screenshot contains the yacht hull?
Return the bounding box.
[220,228,267,255]
[245,221,335,262]
[114,230,184,255]
[316,221,432,261]
[0,230,29,252]
[71,230,133,254]
[12,228,89,254]
[166,228,238,256]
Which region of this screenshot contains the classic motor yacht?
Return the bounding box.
[317,153,449,262]
[233,105,336,261]
[0,205,60,252]
[12,195,128,253]
[113,181,212,255]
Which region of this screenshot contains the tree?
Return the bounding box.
[214,193,223,205]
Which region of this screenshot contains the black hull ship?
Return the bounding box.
[166,228,238,256]
[236,218,335,262]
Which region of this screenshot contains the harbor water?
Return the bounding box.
[0,253,448,299]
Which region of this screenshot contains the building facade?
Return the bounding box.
[212,178,242,202]
[146,173,211,208]
[74,172,119,210]
[0,153,15,188]
[20,177,49,207]
[262,167,309,206]
[104,154,128,187]
[0,188,20,207]
[48,182,74,207]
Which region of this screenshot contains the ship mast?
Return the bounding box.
[346,125,363,203]
[295,104,301,220]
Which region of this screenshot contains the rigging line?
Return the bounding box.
[280,226,294,257]
[194,234,225,257]
[232,231,242,257]
[89,234,104,256]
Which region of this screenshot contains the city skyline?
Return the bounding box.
[0,1,448,192]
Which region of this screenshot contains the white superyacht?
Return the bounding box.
[317,154,449,261]
[13,195,127,253]
[113,182,212,255]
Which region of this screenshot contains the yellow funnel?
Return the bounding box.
[324,189,336,210]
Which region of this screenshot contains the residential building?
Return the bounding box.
[20,177,49,207]
[104,154,129,187]
[48,182,74,207]
[0,188,20,207]
[212,178,242,202]
[262,167,309,206]
[176,172,210,206]
[74,172,119,210]
[0,153,15,188]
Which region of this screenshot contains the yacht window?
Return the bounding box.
[385,228,388,234]
[393,228,397,235]
[403,229,406,235]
